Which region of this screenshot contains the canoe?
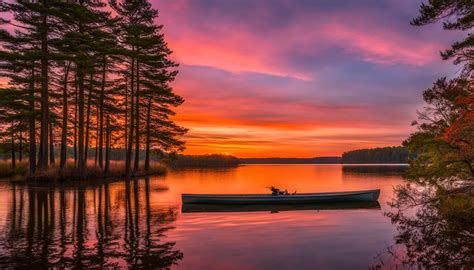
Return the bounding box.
[182,189,380,205]
[182,201,381,213]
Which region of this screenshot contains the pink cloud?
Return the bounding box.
[157,2,447,81]
[317,20,441,66]
[169,38,312,80]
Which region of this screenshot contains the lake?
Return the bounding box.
[0,164,408,269]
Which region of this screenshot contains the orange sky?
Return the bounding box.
[0,0,460,158]
[153,0,462,157]
[155,0,459,157]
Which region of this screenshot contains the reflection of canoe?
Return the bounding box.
[182,201,381,213]
[182,189,380,205]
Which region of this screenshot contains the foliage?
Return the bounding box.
[378,2,474,268]
[403,77,473,180]
[411,0,474,73]
[405,0,474,181]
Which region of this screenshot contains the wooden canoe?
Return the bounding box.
[182,189,380,205]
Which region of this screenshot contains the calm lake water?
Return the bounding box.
[0,165,408,269]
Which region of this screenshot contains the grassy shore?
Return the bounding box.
[0,159,167,182]
[0,161,28,178]
[1,154,242,181]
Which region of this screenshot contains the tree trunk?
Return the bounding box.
[133,61,140,173]
[60,62,70,169]
[49,122,54,165]
[145,97,151,172]
[124,77,128,159]
[84,74,93,167]
[104,115,110,174]
[74,81,78,165]
[98,56,106,168]
[94,108,99,167]
[11,134,16,169]
[19,132,23,162]
[77,67,85,177]
[125,57,135,176]
[37,136,42,168]
[38,11,49,171]
[28,69,36,175]
[76,18,86,178]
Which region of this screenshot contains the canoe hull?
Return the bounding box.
[182,189,380,205]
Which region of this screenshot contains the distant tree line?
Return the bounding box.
[240,157,341,164]
[341,146,410,164]
[0,0,186,179]
[165,154,240,168]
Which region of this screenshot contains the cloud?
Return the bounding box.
[1,0,459,157]
[317,21,441,66]
[150,0,459,156]
[156,0,455,78]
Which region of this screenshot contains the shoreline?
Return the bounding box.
[0,160,168,183]
[0,162,410,182]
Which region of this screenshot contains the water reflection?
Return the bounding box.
[342,165,407,175]
[1,165,435,269]
[0,178,183,269]
[182,201,381,213]
[374,184,474,269]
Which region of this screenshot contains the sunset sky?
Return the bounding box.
[153,0,462,158]
[0,1,458,158]
[0,0,457,159]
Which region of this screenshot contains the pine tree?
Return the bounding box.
[56,0,115,177]
[1,0,186,179]
[412,0,474,74]
[0,15,41,174]
[111,0,186,174]
[110,0,146,176]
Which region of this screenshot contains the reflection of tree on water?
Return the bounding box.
[0,178,183,268]
[123,177,183,269]
[342,165,407,176]
[373,184,474,269]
